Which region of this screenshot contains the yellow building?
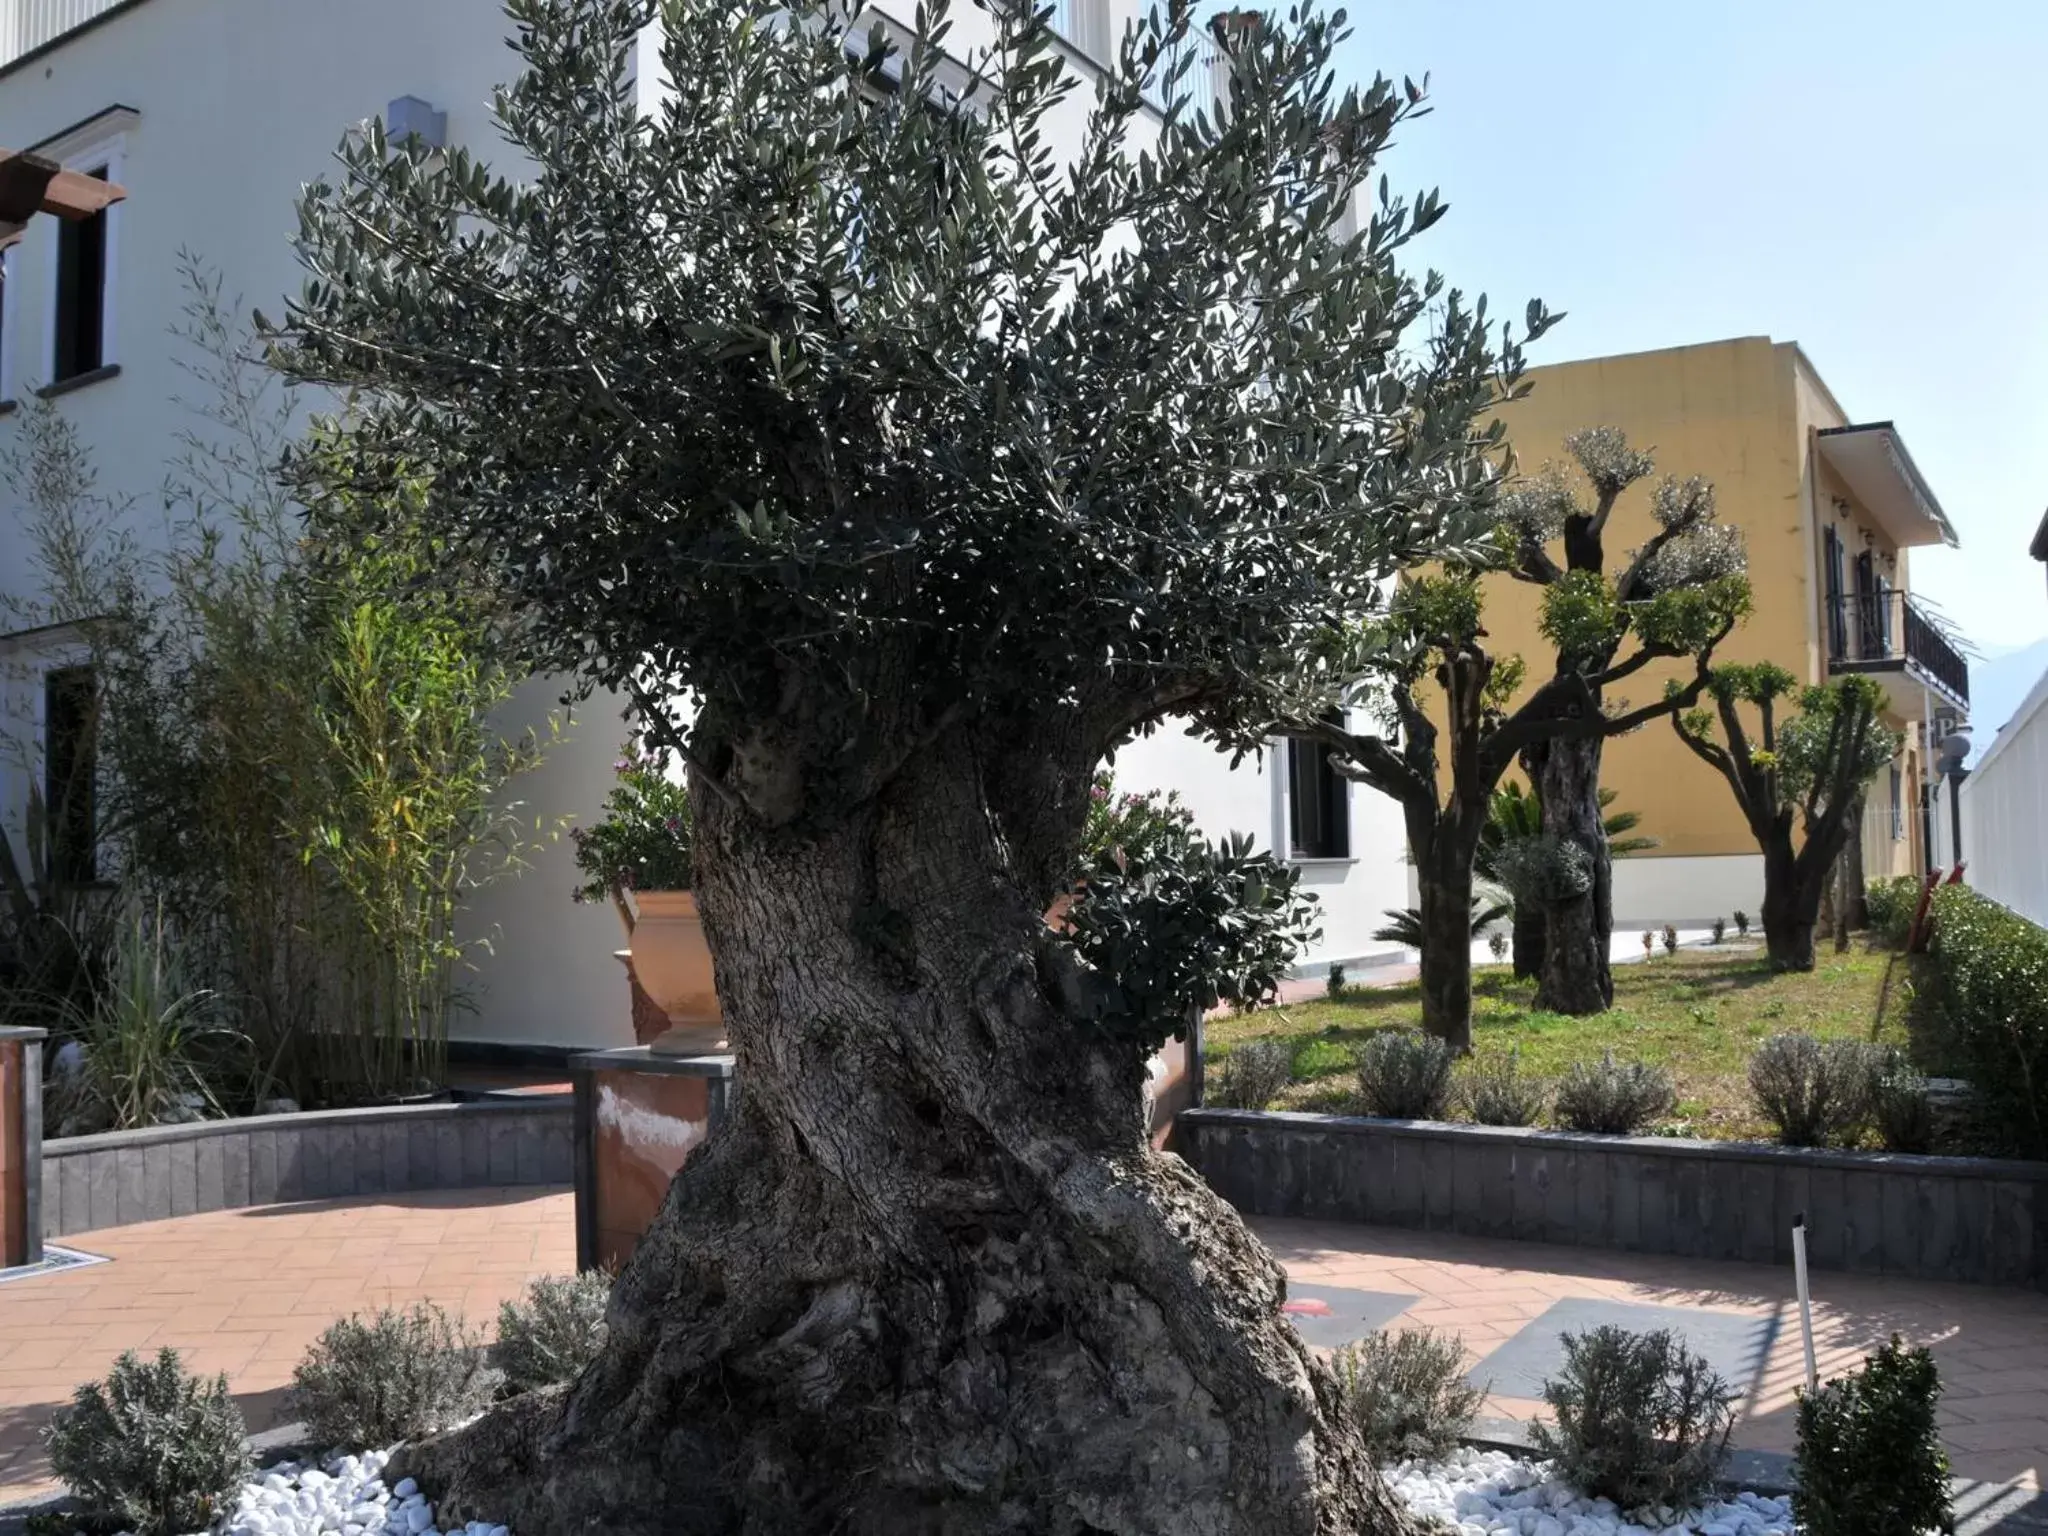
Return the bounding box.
[1484,336,1969,924]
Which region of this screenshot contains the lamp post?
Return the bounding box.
[1934,726,1971,870]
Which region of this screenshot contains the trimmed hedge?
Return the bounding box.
[1928,884,2048,1158]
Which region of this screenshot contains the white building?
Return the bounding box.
[1958,511,2048,930]
[0,0,1412,1059]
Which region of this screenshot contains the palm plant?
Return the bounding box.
[1373,896,1512,951]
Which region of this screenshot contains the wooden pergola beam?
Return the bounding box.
[0,148,127,249]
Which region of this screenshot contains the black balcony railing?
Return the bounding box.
[1824,590,1970,706]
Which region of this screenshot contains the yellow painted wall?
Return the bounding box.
[1478,337,1818,861]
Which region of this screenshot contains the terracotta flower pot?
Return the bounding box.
[625,890,728,1055]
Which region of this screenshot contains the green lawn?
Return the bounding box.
[1206,944,1912,1143]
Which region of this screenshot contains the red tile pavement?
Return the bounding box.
[2,1192,2042,1504]
[0,1188,574,1501]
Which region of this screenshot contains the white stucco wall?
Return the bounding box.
[1960,663,2048,930]
[1608,853,1764,929]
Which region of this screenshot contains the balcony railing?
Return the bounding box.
[1824,589,1970,707]
[0,0,125,68]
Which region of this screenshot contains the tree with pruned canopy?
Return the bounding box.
[1492,428,1752,1014]
[269,0,1548,1529]
[1295,511,1745,1050]
[1672,667,1896,971]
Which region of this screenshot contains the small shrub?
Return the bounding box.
[1207,1039,1294,1110]
[1748,1033,1884,1148]
[1734,909,1750,938]
[1458,1050,1547,1127]
[1793,1336,1952,1536]
[493,1273,612,1394]
[1863,876,1921,951]
[1710,916,1727,945]
[1486,930,1509,963]
[1661,924,1679,957]
[1325,964,1347,998]
[44,1349,251,1536]
[1927,883,2048,1157]
[1640,930,1655,958]
[289,1304,496,1448]
[1553,1052,1677,1135]
[1871,1056,1937,1155]
[1354,1031,1455,1120]
[1530,1325,1736,1513]
[1327,1328,1486,1464]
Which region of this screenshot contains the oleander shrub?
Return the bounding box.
[1871,1055,1938,1155]
[1926,884,2048,1157]
[1354,1031,1455,1120]
[1552,1053,1677,1135]
[1793,1336,1952,1536]
[44,1349,251,1536]
[289,1304,496,1448]
[1207,1039,1294,1110]
[1748,1033,1886,1148]
[1863,876,1921,951]
[493,1273,612,1394]
[1327,1328,1486,1464]
[1531,1326,1736,1513]
[1457,1050,1547,1127]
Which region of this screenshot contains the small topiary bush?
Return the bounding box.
[1734,909,1750,938]
[1354,1031,1455,1120]
[1863,876,1921,951]
[1325,964,1347,998]
[1871,1054,1938,1155]
[1531,1325,1736,1513]
[1552,1053,1677,1135]
[493,1273,613,1394]
[1661,924,1679,956]
[1207,1039,1294,1110]
[1327,1327,1486,1464]
[289,1303,496,1448]
[1748,1033,1885,1148]
[1793,1335,1952,1536]
[1927,884,2048,1157]
[44,1349,251,1536]
[1710,916,1726,945]
[1457,1050,1547,1127]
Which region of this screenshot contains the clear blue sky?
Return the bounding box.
[1326,0,2048,651]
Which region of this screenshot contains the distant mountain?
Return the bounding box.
[1969,638,2048,763]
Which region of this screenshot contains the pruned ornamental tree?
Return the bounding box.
[272,0,1544,1530]
[1298,552,1740,1051]
[1478,783,1654,980]
[1672,668,1896,971]
[1496,428,1751,1014]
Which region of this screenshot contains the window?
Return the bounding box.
[53,168,109,383]
[1822,525,1846,659]
[44,665,98,884]
[1889,764,1904,842]
[1287,732,1349,860]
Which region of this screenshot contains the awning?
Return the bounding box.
[1815,422,1958,550]
[0,148,126,250]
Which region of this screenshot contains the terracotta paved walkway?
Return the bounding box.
[0,1188,574,1501]
[2,1193,2042,1504]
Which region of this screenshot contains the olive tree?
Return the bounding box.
[271,0,1544,1530]
[1298,550,1742,1051]
[1495,428,1751,1013]
[1672,668,1896,971]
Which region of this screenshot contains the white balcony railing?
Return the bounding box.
[0,0,126,69]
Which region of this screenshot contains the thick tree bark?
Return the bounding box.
[1416,844,1476,1054]
[1761,836,1818,972]
[1527,736,1613,1015]
[396,744,1411,1536]
[1510,908,1544,981]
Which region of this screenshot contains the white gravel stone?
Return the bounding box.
[1385,1448,1792,1536]
[218,1451,500,1536]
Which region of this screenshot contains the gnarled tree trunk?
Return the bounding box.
[1761,837,1817,972]
[1509,907,1544,981]
[1416,840,1476,1054]
[397,744,1411,1536]
[1527,736,1613,1015]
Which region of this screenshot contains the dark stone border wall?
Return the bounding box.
[1179,1108,2048,1290]
[41,1098,573,1240]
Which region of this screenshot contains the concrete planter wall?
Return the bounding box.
[1180,1108,2048,1291]
[41,1097,573,1240]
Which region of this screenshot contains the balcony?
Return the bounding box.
[0,0,126,69]
[1824,589,1970,710]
